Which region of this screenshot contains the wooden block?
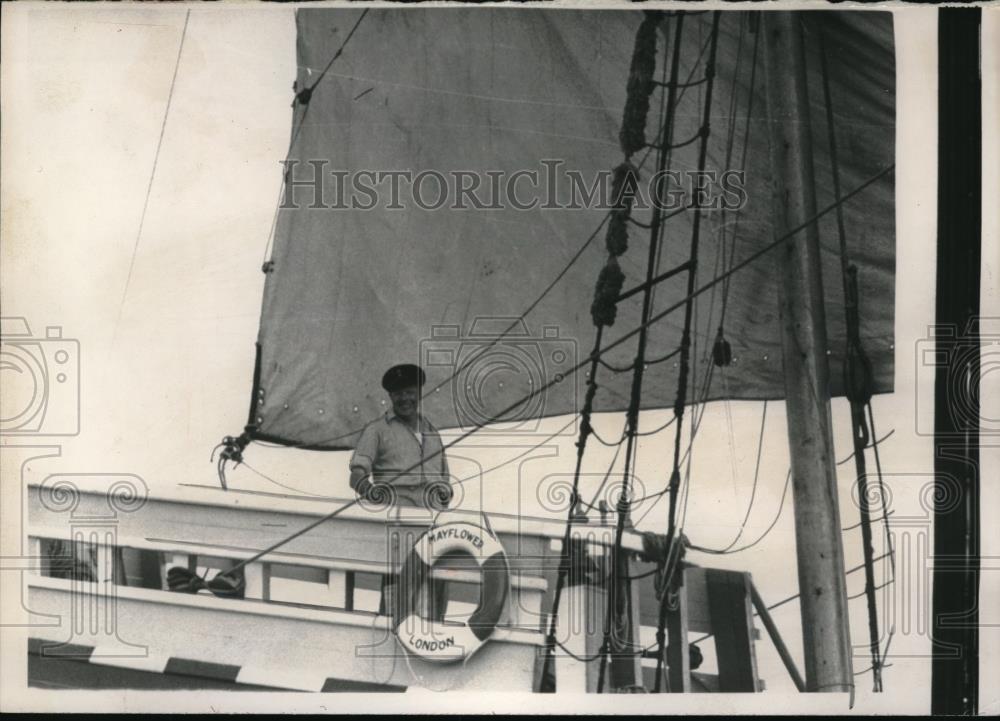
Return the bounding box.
[683,567,711,634]
[635,565,711,634]
[665,581,691,693]
[705,569,759,692]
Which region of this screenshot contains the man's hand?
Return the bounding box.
[355,477,374,499]
[350,466,373,500]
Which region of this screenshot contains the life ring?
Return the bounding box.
[393,521,509,663]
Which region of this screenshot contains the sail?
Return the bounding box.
[251,9,895,449]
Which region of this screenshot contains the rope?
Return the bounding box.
[689,550,895,649]
[844,510,895,533]
[590,425,628,448]
[670,11,763,547]
[687,469,791,555]
[836,429,895,467]
[261,9,370,266]
[241,413,580,498]
[540,329,605,687]
[601,11,702,693]
[546,11,668,688]
[715,400,768,552]
[820,26,883,693]
[866,406,896,579]
[649,12,721,695]
[287,10,370,153]
[115,10,190,342]
[576,440,625,514]
[597,346,681,374]
[848,580,894,601]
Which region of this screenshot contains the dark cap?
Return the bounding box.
[381,363,426,393]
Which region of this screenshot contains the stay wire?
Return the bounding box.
[263,9,371,264]
[116,10,190,341]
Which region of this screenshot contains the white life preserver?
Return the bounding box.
[393,521,509,664]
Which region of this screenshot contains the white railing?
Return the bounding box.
[24,474,645,691]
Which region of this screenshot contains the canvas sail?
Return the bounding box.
[250,9,895,449]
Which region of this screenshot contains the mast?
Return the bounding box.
[762,13,853,692]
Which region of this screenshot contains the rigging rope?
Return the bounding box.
[544,11,666,691]
[819,25,886,693]
[688,549,895,648]
[648,11,721,696]
[687,468,792,555]
[721,400,767,552]
[836,429,896,467]
[651,13,763,690]
[576,439,625,515]
[599,11,695,693]
[115,10,190,342]
[261,9,371,266]
[595,10,714,695]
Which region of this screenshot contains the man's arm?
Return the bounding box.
[349,423,379,497]
[431,425,452,506]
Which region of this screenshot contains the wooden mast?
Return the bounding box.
[762,12,853,692]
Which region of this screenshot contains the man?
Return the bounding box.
[349,363,451,620]
[349,363,452,508]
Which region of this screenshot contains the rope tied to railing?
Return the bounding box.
[211,426,254,490]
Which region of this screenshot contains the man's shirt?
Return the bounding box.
[349,413,450,505]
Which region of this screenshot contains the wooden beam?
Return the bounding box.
[706,570,759,692]
[763,11,853,692]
